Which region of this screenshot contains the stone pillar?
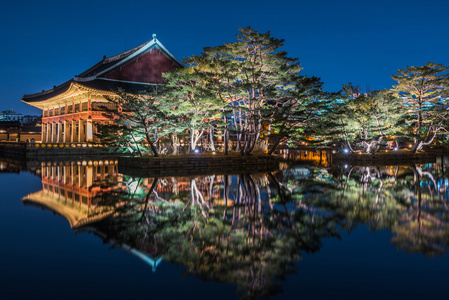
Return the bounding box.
[71,120,76,143]
[51,122,57,143]
[78,119,85,143]
[57,122,63,143]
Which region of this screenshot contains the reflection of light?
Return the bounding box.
[128,181,141,194]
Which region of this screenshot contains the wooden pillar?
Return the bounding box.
[86,117,93,142]
[86,165,93,189]
[63,120,69,143]
[92,122,98,143]
[78,119,85,143]
[57,163,63,182]
[100,164,105,181]
[51,164,57,181]
[46,123,51,143]
[41,122,46,142]
[92,163,98,183]
[51,122,57,143]
[78,165,85,188]
[71,120,76,142]
[63,164,70,184]
[57,121,63,143]
[71,163,77,186]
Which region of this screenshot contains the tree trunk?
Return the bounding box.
[145,132,159,157]
[172,134,178,155]
[268,137,283,155]
[209,125,215,151]
[190,128,195,152]
[224,128,228,155]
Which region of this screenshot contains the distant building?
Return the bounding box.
[0,119,41,142]
[21,35,182,143]
[0,109,23,123]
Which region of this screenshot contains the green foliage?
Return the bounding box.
[96,88,177,157]
[391,62,449,151]
[163,27,331,155]
[338,84,403,153]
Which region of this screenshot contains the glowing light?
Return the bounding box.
[343,149,349,154]
[82,161,87,166]
[212,151,216,155]
[194,149,199,154]
[394,147,398,151]
[344,164,348,169]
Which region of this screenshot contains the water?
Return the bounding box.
[1,155,449,300]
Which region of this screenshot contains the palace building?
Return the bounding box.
[21,35,182,143]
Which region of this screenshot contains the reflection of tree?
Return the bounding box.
[81,159,449,298]
[305,163,449,256]
[89,173,340,299]
[390,166,449,256]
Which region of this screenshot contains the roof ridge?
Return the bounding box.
[104,40,149,62]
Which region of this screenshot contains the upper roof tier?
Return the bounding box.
[22,35,183,104]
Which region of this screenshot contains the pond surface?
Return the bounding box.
[1,154,449,300]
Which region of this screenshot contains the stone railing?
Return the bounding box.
[26,142,108,149]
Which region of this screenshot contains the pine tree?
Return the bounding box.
[96,88,174,157]
[391,62,449,152]
[339,84,402,153]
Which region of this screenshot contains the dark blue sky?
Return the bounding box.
[1,0,448,115]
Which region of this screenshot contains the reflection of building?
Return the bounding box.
[21,35,182,144]
[21,159,164,271]
[277,148,331,167]
[22,159,119,228]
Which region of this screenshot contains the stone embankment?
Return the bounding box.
[333,151,437,165]
[0,141,119,160]
[118,154,280,177]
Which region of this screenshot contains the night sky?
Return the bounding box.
[1,0,448,115]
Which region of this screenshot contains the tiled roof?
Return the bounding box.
[22,35,182,104]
